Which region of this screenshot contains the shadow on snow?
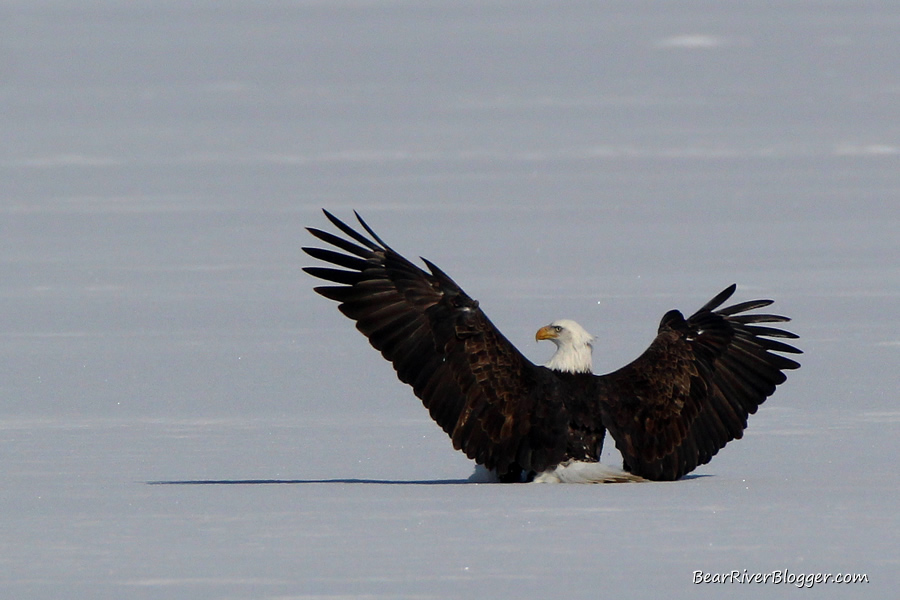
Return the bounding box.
[146,474,711,486]
[146,478,474,486]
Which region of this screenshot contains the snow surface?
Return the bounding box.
[2,1,899,598]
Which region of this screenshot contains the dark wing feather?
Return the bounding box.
[303,210,570,477]
[596,285,801,481]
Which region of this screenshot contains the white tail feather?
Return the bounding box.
[532,461,647,484]
[467,464,501,483]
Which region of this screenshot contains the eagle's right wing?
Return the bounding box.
[303,211,569,478]
[596,285,801,481]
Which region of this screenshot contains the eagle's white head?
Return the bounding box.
[535,319,595,374]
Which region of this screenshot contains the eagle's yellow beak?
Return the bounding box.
[535,325,558,341]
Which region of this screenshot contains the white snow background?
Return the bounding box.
[2,1,898,598]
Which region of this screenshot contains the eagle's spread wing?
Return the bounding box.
[596,285,801,480]
[303,210,570,478]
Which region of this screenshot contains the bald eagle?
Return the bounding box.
[303,211,801,483]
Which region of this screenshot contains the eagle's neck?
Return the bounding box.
[545,342,593,374]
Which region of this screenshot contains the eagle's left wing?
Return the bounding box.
[595,285,801,481]
[302,210,572,479]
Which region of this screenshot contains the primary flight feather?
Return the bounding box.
[303,210,801,482]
